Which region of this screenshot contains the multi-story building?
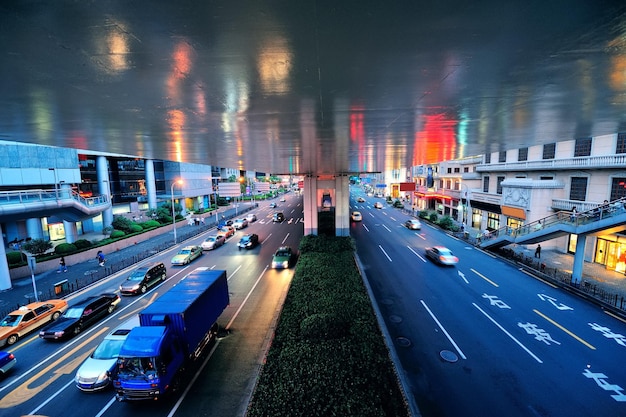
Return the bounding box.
[412,133,626,275]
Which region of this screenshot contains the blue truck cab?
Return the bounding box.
[114,269,228,401]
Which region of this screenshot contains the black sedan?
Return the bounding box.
[238,233,259,250]
[39,293,120,341]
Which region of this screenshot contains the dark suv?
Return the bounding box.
[273,212,285,222]
[119,262,167,295]
[39,293,120,340]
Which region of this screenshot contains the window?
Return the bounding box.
[542,143,556,159]
[447,167,452,173]
[496,176,505,194]
[617,133,626,154]
[23,312,35,322]
[464,167,469,173]
[454,167,460,173]
[498,151,506,163]
[518,147,528,161]
[483,176,489,193]
[569,177,588,201]
[485,153,491,163]
[610,177,626,201]
[574,137,592,157]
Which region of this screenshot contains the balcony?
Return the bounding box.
[476,154,626,172]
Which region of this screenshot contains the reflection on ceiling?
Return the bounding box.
[1,1,625,175]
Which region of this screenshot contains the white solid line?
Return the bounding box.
[225,266,269,330]
[382,224,392,232]
[378,245,393,262]
[420,300,467,360]
[28,379,74,415]
[472,303,543,363]
[407,246,427,262]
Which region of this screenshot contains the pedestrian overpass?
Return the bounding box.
[478,199,626,284]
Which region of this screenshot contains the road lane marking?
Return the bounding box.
[378,245,392,262]
[534,309,596,350]
[0,327,108,408]
[458,270,469,284]
[420,300,467,360]
[473,303,543,363]
[225,266,269,330]
[470,268,499,287]
[407,246,426,262]
[382,224,392,232]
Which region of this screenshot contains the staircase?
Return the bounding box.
[479,199,626,250]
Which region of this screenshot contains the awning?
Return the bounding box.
[470,200,502,214]
[501,205,526,220]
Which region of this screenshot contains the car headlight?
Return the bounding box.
[96,370,110,384]
[131,284,140,290]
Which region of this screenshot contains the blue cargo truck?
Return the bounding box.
[113,268,229,401]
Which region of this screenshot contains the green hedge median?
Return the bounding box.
[246,235,410,417]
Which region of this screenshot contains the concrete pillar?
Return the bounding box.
[145,159,157,210]
[571,235,586,285]
[0,224,11,290]
[303,176,318,236]
[63,220,79,244]
[97,156,113,228]
[335,176,350,236]
[26,218,44,240]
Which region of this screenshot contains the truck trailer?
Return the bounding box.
[114,268,229,401]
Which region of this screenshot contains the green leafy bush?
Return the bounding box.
[129,224,143,233]
[110,230,126,238]
[429,212,438,222]
[54,243,78,255]
[112,216,134,233]
[437,215,454,230]
[140,220,160,229]
[73,239,93,249]
[6,251,26,266]
[22,238,53,255]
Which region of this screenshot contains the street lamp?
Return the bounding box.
[171,179,183,244]
[461,183,471,229]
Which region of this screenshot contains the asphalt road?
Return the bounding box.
[351,191,626,417]
[0,198,301,417]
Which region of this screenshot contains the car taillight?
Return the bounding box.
[8,353,14,360]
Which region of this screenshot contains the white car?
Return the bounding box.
[201,234,226,250]
[246,213,257,223]
[75,315,140,391]
[425,246,459,266]
[233,218,248,229]
[374,202,383,209]
[405,219,421,230]
[351,211,362,221]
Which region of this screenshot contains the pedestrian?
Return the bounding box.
[96,250,105,266]
[570,206,578,221]
[200,217,205,225]
[58,256,67,273]
[535,244,541,258]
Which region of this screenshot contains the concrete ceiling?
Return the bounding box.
[1,1,625,176]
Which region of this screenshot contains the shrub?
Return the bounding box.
[129,224,143,233]
[55,243,78,255]
[429,212,438,222]
[73,239,93,249]
[300,313,349,341]
[22,238,53,255]
[112,216,134,233]
[110,230,126,239]
[140,220,160,229]
[438,215,455,230]
[6,251,26,266]
[418,210,430,219]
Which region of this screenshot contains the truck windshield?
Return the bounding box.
[117,357,158,379]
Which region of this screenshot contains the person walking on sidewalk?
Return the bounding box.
[535,244,541,258]
[96,250,105,266]
[57,256,67,273]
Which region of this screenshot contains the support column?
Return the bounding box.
[63,220,79,244]
[303,176,318,236]
[145,159,157,210]
[335,176,350,237]
[571,235,586,285]
[26,218,44,240]
[97,156,113,228]
[0,224,11,290]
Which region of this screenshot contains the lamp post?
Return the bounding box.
[171,179,183,244]
[461,183,471,229]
